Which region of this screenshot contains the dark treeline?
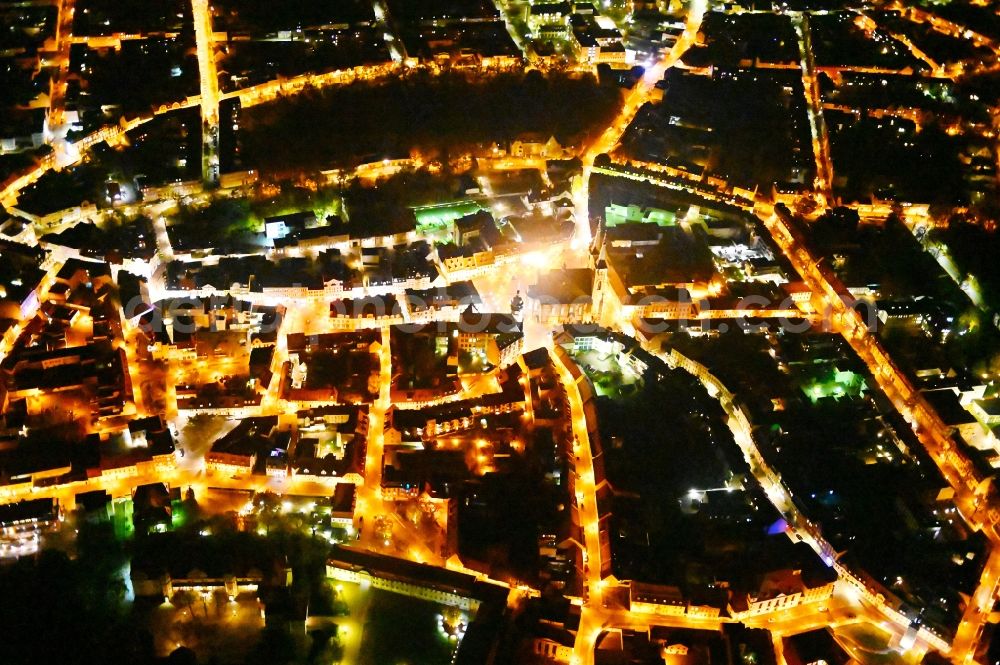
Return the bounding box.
[239,68,623,174]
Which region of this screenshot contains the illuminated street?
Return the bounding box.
[1,0,999,662]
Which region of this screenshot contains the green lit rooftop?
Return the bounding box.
[605,202,676,227]
[413,200,485,231]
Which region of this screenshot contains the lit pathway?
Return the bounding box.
[953,546,1000,663]
[757,202,1000,663]
[191,0,220,184]
[548,342,607,665]
[574,0,707,248]
[791,13,833,204]
[371,0,405,62]
[580,0,707,166]
[46,0,77,134]
[658,346,948,655]
[353,326,396,552]
[857,13,942,74]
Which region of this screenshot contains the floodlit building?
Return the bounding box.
[528,1,572,34]
[593,223,717,327]
[969,397,1000,428]
[728,567,837,620]
[509,134,566,159]
[527,268,594,325]
[456,308,524,369]
[326,545,508,612]
[405,281,482,320]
